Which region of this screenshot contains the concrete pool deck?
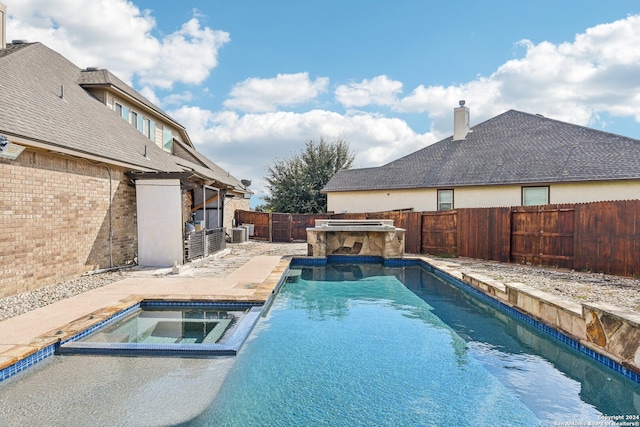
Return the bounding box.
[0,250,293,373]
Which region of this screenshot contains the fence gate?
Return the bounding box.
[421,211,457,256]
[272,213,292,242]
[510,205,575,269]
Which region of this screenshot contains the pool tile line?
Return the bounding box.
[261,261,295,317]
[0,344,56,382]
[59,302,142,345]
[424,260,640,385]
[140,300,264,309]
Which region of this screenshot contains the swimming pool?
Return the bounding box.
[187,262,640,426]
[1,260,639,425]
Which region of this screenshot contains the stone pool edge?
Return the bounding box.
[422,255,640,382]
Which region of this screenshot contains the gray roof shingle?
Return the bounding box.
[0,42,245,191]
[0,42,179,172]
[323,110,640,192]
[78,68,185,135]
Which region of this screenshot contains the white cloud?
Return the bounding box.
[171,106,435,199]
[6,0,229,89]
[137,18,229,89]
[394,14,640,134]
[223,73,329,113]
[138,86,161,106]
[335,75,403,108]
[171,14,640,200]
[162,91,194,107]
[7,2,640,203]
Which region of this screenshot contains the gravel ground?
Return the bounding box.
[1,241,638,322]
[443,256,640,314]
[0,242,307,322]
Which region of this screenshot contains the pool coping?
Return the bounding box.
[2,253,640,386]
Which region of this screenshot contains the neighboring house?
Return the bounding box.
[0,10,250,297]
[323,102,640,213]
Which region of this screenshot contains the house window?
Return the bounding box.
[143,118,151,138]
[130,111,138,127]
[438,189,453,211]
[522,186,549,206]
[163,128,173,152]
[114,102,123,117]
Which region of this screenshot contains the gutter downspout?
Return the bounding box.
[105,165,113,268]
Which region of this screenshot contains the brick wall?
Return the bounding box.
[0,150,137,298]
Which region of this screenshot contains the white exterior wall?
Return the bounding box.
[327,180,640,213]
[327,188,438,213]
[550,181,640,204]
[135,179,184,267]
[105,92,182,149]
[453,185,522,208]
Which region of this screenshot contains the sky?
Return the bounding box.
[5,1,640,206]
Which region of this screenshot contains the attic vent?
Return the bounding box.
[11,39,29,44]
[85,67,101,71]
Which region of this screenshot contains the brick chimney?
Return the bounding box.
[0,2,6,50]
[453,100,470,141]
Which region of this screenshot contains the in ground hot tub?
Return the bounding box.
[58,301,262,357]
[306,219,405,258]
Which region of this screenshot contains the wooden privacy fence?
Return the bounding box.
[235,199,640,277]
[235,210,422,253]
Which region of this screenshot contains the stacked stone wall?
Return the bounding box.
[224,197,249,229]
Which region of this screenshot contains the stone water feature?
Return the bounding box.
[306,219,405,258]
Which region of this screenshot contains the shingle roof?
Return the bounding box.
[0,42,180,171]
[78,68,185,136]
[0,42,244,191]
[0,41,29,59]
[173,140,252,193]
[323,110,640,192]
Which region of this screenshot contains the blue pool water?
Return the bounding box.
[187,263,640,426]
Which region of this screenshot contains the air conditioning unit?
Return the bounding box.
[231,227,247,243]
[241,223,254,237]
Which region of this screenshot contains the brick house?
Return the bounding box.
[323,102,640,213]
[0,13,250,297]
